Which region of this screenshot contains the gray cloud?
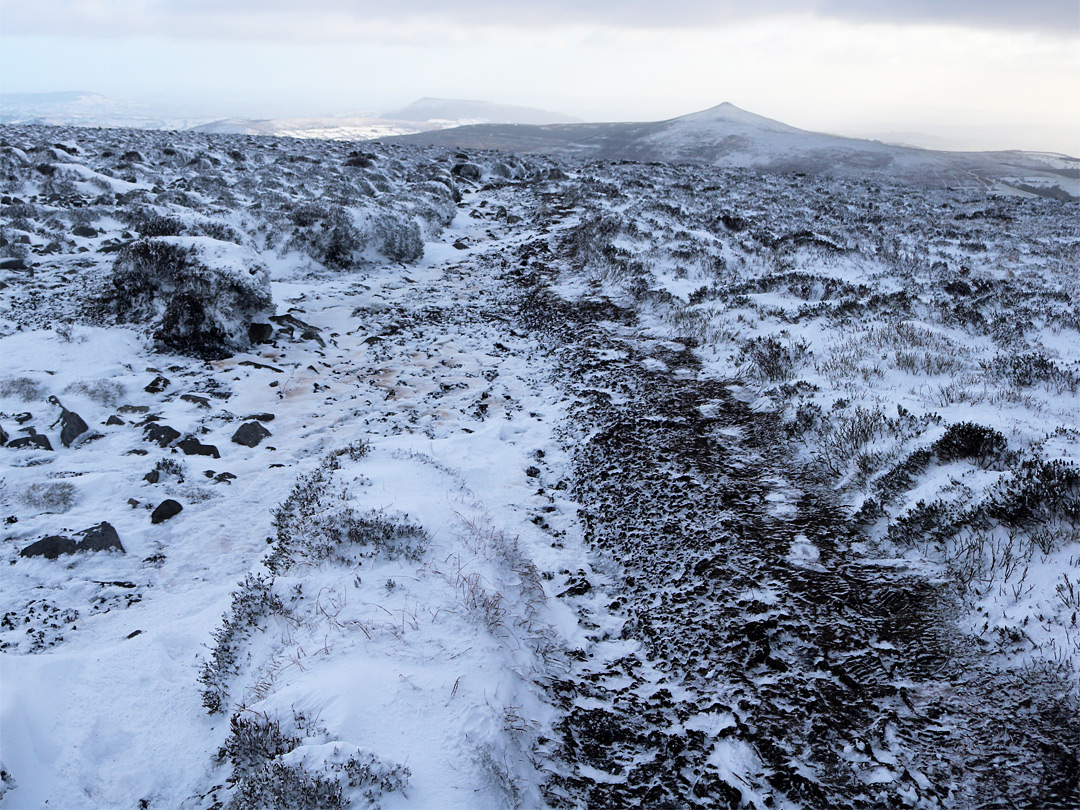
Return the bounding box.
[4,0,1077,38]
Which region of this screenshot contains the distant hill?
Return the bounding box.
[385,102,1079,199]
[0,91,207,131]
[380,97,582,126]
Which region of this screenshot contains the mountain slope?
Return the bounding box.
[381,97,582,125]
[386,102,1079,196]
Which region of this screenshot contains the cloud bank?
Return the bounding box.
[4,0,1077,40]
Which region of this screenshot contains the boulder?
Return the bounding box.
[248,322,274,344]
[79,522,124,553]
[8,432,52,451]
[151,499,183,524]
[144,423,180,447]
[232,421,271,447]
[19,521,123,558]
[19,535,78,559]
[145,375,170,393]
[177,436,220,458]
[73,225,98,238]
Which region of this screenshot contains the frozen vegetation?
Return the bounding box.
[0,123,1077,809]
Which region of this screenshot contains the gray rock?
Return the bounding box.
[144,375,170,394]
[79,522,123,553]
[19,535,78,559]
[48,397,90,447]
[151,499,183,524]
[248,322,274,344]
[19,521,124,559]
[177,436,220,458]
[8,431,53,451]
[73,225,98,238]
[144,423,180,447]
[232,421,271,447]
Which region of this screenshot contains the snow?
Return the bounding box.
[1,123,1076,809]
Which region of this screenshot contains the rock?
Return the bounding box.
[106,415,125,426]
[300,329,326,347]
[144,469,160,483]
[73,225,98,238]
[20,521,124,558]
[248,322,274,344]
[180,394,211,408]
[59,410,89,446]
[48,397,89,447]
[79,521,124,553]
[0,257,29,271]
[143,423,180,447]
[20,535,78,559]
[452,240,469,250]
[144,375,170,394]
[151,499,183,524]
[8,432,52,451]
[0,424,7,445]
[14,413,32,424]
[177,435,220,458]
[246,413,275,422]
[232,421,271,447]
[451,163,483,181]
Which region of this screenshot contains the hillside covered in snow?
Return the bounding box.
[1,123,1077,809]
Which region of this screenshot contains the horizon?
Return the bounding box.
[2,1,1078,155]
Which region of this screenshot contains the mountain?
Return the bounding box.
[380,97,582,125]
[385,102,1079,198]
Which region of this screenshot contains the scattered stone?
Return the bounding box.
[72,225,98,238]
[453,240,469,250]
[177,436,220,458]
[525,465,541,478]
[128,498,141,507]
[180,394,211,408]
[0,257,29,271]
[144,470,160,483]
[144,375,170,393]
[246,413,275,422]
[151,499,183,524]
[214,472,236,484]
[14,413,33,424]
[248,322,274,344]
[106,415,125,426]
[143,423,180,447]
[126,630,143,639]
[232,421,271,447]
[0,424,7,445]
[118,404,149,414]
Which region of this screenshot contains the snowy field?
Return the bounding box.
[1,124,1077,809]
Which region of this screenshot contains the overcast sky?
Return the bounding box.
[2,0,1078,153]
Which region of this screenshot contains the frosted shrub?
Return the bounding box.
[63,379,126,407]
[107,237,273,359]
[0,376,48,402]
[21,482,78,513]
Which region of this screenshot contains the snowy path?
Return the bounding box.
[2,177,1075,809]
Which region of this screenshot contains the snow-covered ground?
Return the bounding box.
[1,124,1077,809]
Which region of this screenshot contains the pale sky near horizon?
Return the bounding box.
[2,1,1078,154]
